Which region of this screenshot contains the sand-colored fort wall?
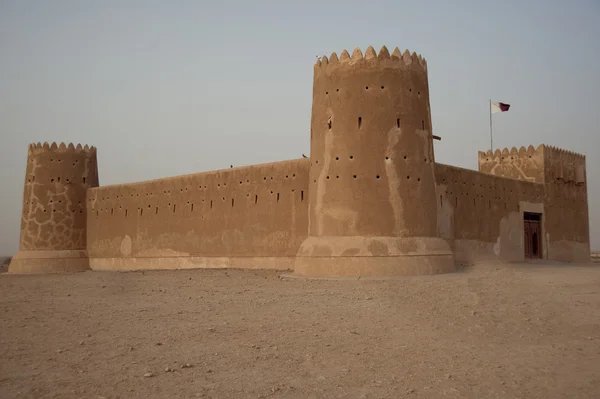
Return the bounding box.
[9,142,99,273]
[478,145,545,183]
[476,144,589,262]
[86,159,309,271]
[542,146,589,262]
[435,163,545,264]
[295,45,455,277]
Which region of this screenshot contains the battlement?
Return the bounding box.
[477,144,587,185]
[315,45,427,72]
[478,144,545,183]
[543,145,586,185]
[29,142,96,154]
[478,144,541,160]
[543,145,586,162]
[478,144,585,163]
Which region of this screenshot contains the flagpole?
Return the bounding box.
[489,99,493,151]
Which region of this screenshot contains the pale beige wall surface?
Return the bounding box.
[308,47,437,238]
[18,143,99,251]
[543,146,589,261]
[86,159,309,268]
[437,147,590,264]
[435,163,545,263]
[9,142,99,273]
[478,144,589,262]
[478,145,545,183]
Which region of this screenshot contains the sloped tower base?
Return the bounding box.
[8,250,90,274]
[293,236,455,277]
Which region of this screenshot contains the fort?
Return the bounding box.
[8,45,591,276]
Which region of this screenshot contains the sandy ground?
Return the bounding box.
[1,262,600,398]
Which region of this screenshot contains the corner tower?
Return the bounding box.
[9,142,99,273]
[294,45,455,277]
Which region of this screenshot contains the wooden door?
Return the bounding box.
[524,213,542,259]
[531,221,541,258]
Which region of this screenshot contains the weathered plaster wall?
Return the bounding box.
[86,159,309,271]
[468,144,590,263]
[543,146,589,262]
[295,45,454,277]
[478,145,545,183]
[18,143,99,250]
[9,142,99,273]
[435,163,545,264]
[307,46,437,238]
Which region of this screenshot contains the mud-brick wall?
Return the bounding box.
[477,145,545,183]
[478,145,545,183]
[86,159,310,271]
[434,163,545,264]
[19,143,99,252]
[543,147,590,261]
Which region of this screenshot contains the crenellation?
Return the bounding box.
[364,45,377,60]
[30,141,96,154]
[351,47,363,61]
[378,45,390,59]
[316,46,428,73]
[478,144,546,184]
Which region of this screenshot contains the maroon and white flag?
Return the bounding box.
[490,101,510,114]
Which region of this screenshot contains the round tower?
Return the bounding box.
[294,45,455,277]
[9,142,99,273]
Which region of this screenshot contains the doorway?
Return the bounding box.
[524,212,542,259]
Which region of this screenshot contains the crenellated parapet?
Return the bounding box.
[477,143,587,186]
[543,145,586,185]
[23,141,99,188]
[29,141,96,153]
[478,144,540,160]
[315,45,427,71]
[543,145,585,160]
[478,144,545,183]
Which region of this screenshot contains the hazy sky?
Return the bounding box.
[1,0,599,255]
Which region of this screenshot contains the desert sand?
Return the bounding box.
[1,262,599,398]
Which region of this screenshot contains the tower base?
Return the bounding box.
[8,250,90,274]
[294,236,455,277]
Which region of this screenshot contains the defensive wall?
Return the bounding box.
[8,45,591,276]
[87,159,309,271]
[9,142,98,273]
[436,162,546,264]
[477,144,589,262]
